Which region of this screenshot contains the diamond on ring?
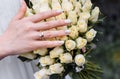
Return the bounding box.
[39,32,44,40]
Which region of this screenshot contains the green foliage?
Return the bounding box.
[70,61,103,79]
[50,74,61,79]
[49,61,103,79]
[91,41,120,79]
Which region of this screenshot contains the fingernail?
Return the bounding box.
[65,19,72,23]
[65,30,71,35]
[58,41,64,45]
[56,10,64,13]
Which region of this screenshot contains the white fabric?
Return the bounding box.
[0,0,34,79]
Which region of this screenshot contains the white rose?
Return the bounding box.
[77,20,87,33]
[80,0,86,5]
[57,26,68,30]
[56,13,66,20]
[34,48,48,56]
[30,0,40,5]
[51,0,66,20]
[89,7,100,23]
[20,52,36,60]
[82,0,92,12]
[33,4,41,13]
[31,0,50,5]
[60,53,73,63]
[39,56,55,66]
[86,29,97,42]
[33,4,50,13]
[62,0,73,11]
[76,37,87,49]
[39,4,51,12]
[65,40,76,51]
[50,47,64,58]
[56,36,68,41]
[51,0,62,10]
[34,68,49,79]
[74,2,81,15]
[60,36,68,41]
[39,0,50,4]
[25,8,33,17]
[75,54,86,66]
[49,63,64,74]
[68,11,78,25]
[79,12,90,22]
[46,17,55,21]
[69,25,79,39]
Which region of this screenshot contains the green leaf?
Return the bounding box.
[50,74,61,79]
[72,72,81,79]
[71,61,103,79]
[25,0,33,8]
[62,63,76,78]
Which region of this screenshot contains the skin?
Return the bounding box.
[0,0,71,59]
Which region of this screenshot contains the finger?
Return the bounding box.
[36,30,70,39]
[13,0,27,20]
[33,19,71,30]
[33,41,64,48]
[27,10,63,23]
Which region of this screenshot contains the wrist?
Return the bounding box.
[0,47,9,59]
[0,35,13,59]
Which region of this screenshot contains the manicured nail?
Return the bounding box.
[56,10,64,13]
[58,41,64,45]
[65,19,72,23]
[65,30,71,35]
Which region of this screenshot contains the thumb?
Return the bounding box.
[14,0,27,20]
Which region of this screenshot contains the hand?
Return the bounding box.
[0,0,71,58]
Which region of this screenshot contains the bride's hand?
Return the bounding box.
[0,0,71,58]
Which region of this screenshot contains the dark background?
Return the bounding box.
[25,0,120,79]
[91,0,120,79]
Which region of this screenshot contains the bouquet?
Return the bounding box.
[19,0,103,79]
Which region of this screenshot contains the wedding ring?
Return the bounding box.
[39,32,44,40]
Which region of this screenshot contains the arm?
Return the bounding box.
[0,36,12,59]
[0,0,71,60]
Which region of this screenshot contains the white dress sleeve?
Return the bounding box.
[0,0,34,79]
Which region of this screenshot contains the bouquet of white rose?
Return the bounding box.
[18,0,103,79]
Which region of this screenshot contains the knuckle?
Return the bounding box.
[24,23,34,31]
[45,31,53,38]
